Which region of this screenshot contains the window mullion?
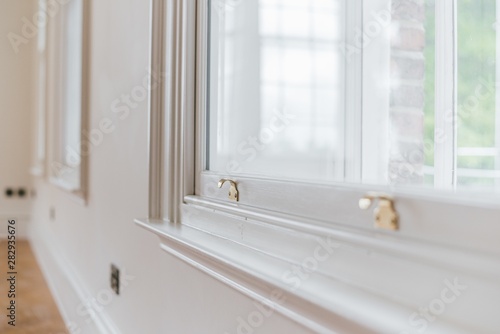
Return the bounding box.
[361,0,391,184]
[496,1,500,189]
[344,0,363,182]
[434,0,457,189]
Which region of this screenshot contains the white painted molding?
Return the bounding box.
[29,223,121,334]
[136,210,489,333]
[148,0,167,220]
[434,0,457,188]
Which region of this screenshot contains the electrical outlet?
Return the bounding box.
[111,264,120,295]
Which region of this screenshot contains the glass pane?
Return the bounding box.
[62,0,83,169]
[387,0,435,186]
[208,0,345,182]
[206,0,500,193]
[54,0,83,188]
[456,0,497,190]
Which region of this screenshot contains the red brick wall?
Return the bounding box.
[389,0,426,184]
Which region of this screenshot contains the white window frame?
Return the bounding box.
[31,0,49,177]
[137,1,500,332]
[48,0,89,201]
[434,0,457,189]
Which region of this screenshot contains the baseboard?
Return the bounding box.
[28,223,121,334]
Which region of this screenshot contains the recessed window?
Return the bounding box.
[50,0,87,197]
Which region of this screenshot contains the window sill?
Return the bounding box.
[135,197,500,333]
[49,177,87,206]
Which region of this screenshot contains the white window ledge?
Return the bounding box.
[135,198,500,333]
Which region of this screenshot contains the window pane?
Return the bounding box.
[208,0,346,182]
[387,0,435,186]
[62,0,83,168]
[456,0,497,190]
[56,0,83,188]
[206,0,500,193]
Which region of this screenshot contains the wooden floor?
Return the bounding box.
[0,240,68,334]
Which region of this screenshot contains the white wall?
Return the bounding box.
[23,0,311,333]
[0,0,37,238]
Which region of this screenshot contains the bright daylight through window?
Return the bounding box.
[207,0,500,193]
[52,0,84,191]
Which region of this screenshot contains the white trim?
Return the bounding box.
[195,170,500,254]
[136,211,492,334]
[33,0,48,178]
[344,0,363,182]
[434,0,457,189]
[496,2,500,186]
[49,176,88,205]
[29,223,121,334]
[361,0,390,184]
[79,0,90,201]
[181,194,500,261]
[172,0,197,222]
[148,0,167,219]
[49,176,80,192]
[146,0,203,219]
[194,0,210,197]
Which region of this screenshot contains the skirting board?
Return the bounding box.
[28,223,121,334]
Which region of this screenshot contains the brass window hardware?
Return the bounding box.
[359,193,399,231]
[218,179,239,202]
